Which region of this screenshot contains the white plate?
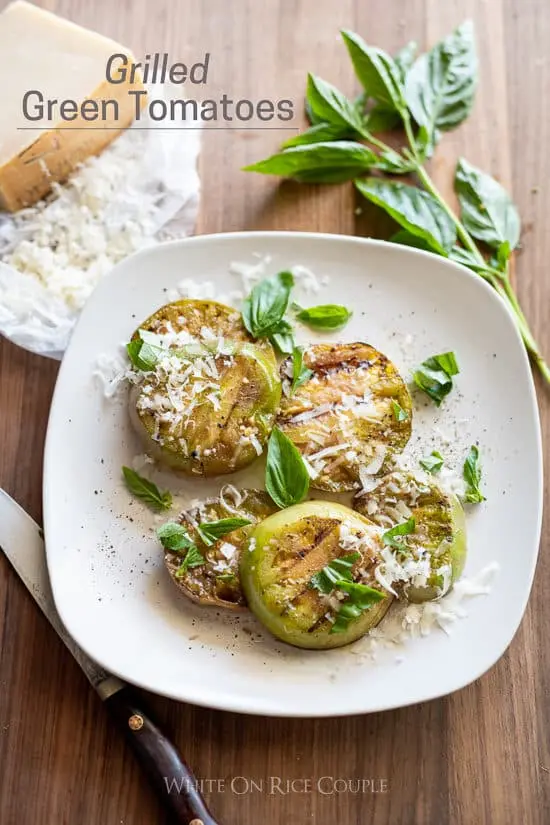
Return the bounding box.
[43,232,543,717]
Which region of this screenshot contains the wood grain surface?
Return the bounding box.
[0,1,548,823]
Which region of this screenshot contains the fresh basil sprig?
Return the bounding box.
[394,41,417,80]
[462,445,486,503]
[405,21,477,152]
[382,517,416,552]
[122,467,172,511]
[157,522,195,551]
[175,545,206,576]
[157,523,205,575]
[291,346,313,394]
[126,329,165,371]
[413,351,459,406]
[241,271,294,339]
[282,122,353,148]
[306,73,367,135]
[308,552,385,634]
[455,159,520,250]
[296,304,352,330]
[269,320,295,354]
[330,581,386,634]
[265,427,310,509]
[341,30,406,113]
[356,179,456,254]
[244,22,550,384]
[197,517,252,546]
[243,141,377,183]
[309,552,360,594]
[392,400,409,422]
[420,450,444,474]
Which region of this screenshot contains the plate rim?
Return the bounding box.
[42,231,544,717]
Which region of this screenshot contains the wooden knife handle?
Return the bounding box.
[104,685,221,825]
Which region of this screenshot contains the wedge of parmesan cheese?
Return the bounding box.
[0,1,144,211]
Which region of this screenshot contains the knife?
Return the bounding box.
[0,488,221,825]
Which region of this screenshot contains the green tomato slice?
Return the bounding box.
[240,500,393,649]
[136,298,270,350]
[164,488,277,609]
[353,471,467,602]
[131,341,282,476]
[277,343,412,493]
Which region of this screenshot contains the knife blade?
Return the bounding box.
[0,488,221,825]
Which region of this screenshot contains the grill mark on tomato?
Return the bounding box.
[284,520,341,580]
[307,613,332,634]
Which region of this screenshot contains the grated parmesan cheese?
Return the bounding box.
[355,563,500,661]
[0,99,201,356]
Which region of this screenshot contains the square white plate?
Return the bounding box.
[43,232,543,717]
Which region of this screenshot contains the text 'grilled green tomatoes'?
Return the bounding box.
[164,487,277,609]
[240,501,392,649]
[353,471,467,602]
[131,340,281,475]
[277,343,412,493]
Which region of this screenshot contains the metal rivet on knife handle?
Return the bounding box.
[128,714,144,731]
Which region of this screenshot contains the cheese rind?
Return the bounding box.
[0,1,144,211]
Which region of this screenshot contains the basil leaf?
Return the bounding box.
[463,445,486,503]
[331,603,364,633]
[175,544,206,577]
[296,304,352,330]
[382,517,416,551]
[291,347,314,394]
[394,41,417,81]
[413,365,452,405]
[449,245,482,269]
[420,450,444,474]
[241,271,294,338]
[244,141,376,183]
[216,573,237,583]
[361,44,417,134]
[455,158,520,250]
[126,338,164,371]
[364,104,400,133]
[424,351,459,377]
[392,400,409,422]
[157,522,195,552]
[265,427,310,509]
[305,98,322,125]
[335,580,386,604]
[306,73,366,133]
[405,21,477,147]
[341,30,406,112]
[122,467,172,512]
[413,352,459,405]
[496,240,511,270]
[330,581,385,634]
[137,329,164,346]
[269,319,295,354]
[309,552,361,594]
[374,149,416,175]
[197,517,252,546]
[356,178,456,254]
[282,122,352,148]
[390,229,437,252]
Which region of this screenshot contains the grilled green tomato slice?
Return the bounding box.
[131,341,281,475]
[164,488,277,609]
[240,501,393,649]
[353,471,467,602]
[277,343,412,493]
[136,298,275,358]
